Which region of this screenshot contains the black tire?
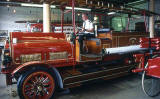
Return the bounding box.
[17,67,57,99]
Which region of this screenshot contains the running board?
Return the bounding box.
[63,65,132,88]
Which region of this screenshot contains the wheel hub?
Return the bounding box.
[37,86,43,92]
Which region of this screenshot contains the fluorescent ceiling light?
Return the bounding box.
[21,3,43,7]
[21,3,56,8]
[126,0,145,5]
[50,5,56,8]
[66,7,91,11]
[108,12,116,15]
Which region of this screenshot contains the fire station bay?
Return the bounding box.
[1,0,160,99]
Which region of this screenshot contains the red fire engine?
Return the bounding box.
[1,1,159,99]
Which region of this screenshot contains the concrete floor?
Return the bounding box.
[0,74,160,99]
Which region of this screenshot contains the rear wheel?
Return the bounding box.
[142,63,160,97]
[17,67,56,99]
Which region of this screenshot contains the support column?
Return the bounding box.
[72,0,75,34]
[43,3,51,33]
[149,0,155,38]
[61,9,64,33]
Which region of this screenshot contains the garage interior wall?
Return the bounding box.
[0,6,43,32]
[0,0,160,33]
[127,2,149,31]
[0,6,78,32]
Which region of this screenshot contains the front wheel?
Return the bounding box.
[17,68,56,99]
[142,63,160,97]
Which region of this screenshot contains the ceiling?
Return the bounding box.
[1,0,156,16]
[0,0,146,6]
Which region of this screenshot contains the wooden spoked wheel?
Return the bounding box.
[17,68,56,99]
[142,63,160,97]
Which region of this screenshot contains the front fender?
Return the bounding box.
[50,67,63,89]
[11,61,51,76]
[12,61,64,89]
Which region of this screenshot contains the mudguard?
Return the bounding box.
[12,61,64,89]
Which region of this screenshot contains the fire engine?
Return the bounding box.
[1,31,147,99]
[1,1,159,99]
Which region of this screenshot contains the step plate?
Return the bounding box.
[63,65,132,88]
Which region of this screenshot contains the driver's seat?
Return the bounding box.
[84,38,102,54]
[75,34,102,62]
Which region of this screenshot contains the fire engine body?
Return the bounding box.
[1,29,148,98]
